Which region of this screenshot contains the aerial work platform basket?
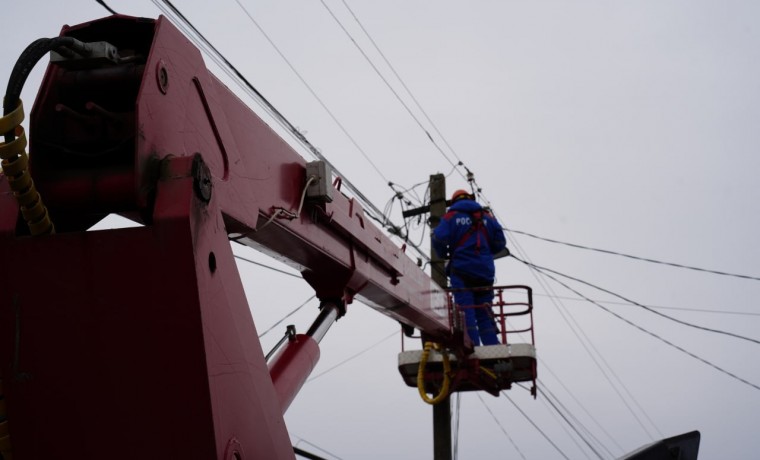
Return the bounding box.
[398,285,537,398]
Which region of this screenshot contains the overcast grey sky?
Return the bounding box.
[4,1,760,458]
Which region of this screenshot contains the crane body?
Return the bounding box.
[0,14,536,459]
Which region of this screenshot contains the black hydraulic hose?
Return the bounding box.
[3,37,87,126]
[0,36,87,235]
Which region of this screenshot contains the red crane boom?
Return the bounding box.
[0,15,450,459]
[0,14,538,460]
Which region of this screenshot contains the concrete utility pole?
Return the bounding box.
[428,173,451,460]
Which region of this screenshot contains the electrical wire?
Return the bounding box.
[519,258,760,392]
[476,393,527,460]
[293,445,329,460]
[388,182,423,208]
[335,0,468,168]
[216,4,432,260]
[239,0,482,248]
[307,329,398,382]
[533,292,760,317]
[460,202,648,447]
[537,364,625,455]
[258,295,316,338]
[507,237,661,439]
[396,198,412,244]
[229,0,391,185]
[502,391,571,460]
[536,381,608,460]
[527,384,592,460]
[515,257,760,346]
[317,0,468,181]
[234,253,302,279]
[507,227,760,282]
[291,435,344,460]
[444,162,462,179]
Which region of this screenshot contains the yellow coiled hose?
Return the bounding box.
[417,342,451,405]
[0,100,54,235]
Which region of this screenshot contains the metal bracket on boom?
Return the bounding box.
[305,161,333,203]
[50,40,121,68]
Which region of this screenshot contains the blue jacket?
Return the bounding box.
[432,199,507,282]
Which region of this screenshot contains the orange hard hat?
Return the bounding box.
[451,189,472,202]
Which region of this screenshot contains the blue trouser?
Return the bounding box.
[450,273,499,346]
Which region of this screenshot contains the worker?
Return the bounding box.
[432,189,507,346]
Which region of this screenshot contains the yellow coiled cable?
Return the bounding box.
[417,342,451,405]
[0,99,54,235]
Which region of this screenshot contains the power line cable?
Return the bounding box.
[537,381,609,460]
[389,181,423,208]
[533,292,760,317]
[502,391,571,460]
[291,436,343,460]
[507,228,760,282]
[307,329,397,382]
[538,364,625,456]
[507,237,661,439]
[317,0,468,180]
[515,257,760,346]
[529,386,593,460]
[336,0,467,167]
[516,257,760,392]
[229,0,391,185]
[475,393,527,460]
[504,223,760,437]
[258,295,316,339]
[293,446,329,460]
[234,253,302,279]
[542,292,665,439]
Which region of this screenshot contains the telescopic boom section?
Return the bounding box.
[0,15,449,460]
[28,14,450,335]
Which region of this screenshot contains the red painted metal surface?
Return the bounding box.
[0,14,452,459]
[268,334,321,414]
[0,156,293,458]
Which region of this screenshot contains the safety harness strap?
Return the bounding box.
[454,211,490,254]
